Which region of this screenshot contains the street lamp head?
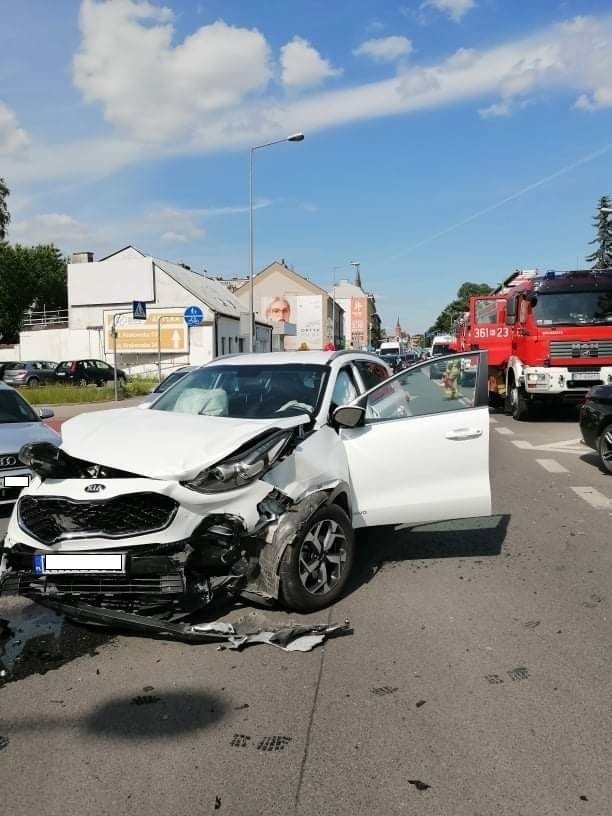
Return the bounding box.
[288,132,305,142]
[350,261,360,267]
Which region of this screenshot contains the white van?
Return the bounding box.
[378,341,403,356]
[431,334,455,357]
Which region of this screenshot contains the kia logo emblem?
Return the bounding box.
[84,483,106,493]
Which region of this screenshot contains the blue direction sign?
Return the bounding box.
[132,300,147,320]
[184,305,204,326]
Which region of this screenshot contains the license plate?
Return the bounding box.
[37,554,125,573]
[571,371,598,381]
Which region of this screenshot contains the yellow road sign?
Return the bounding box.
[105,311,188,353]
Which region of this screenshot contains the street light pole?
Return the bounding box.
[111,311,130,401]
[248,132,304,352]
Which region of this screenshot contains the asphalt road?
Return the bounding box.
[1,409,610,816]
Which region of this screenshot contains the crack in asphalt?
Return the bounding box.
[294,604,332,813]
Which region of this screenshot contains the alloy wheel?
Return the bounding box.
[298,519,348,595]
[599,426,612,474]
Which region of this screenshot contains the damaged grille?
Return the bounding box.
[18,492,178,545]
[1,572,185,596]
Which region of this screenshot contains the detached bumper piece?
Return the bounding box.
[32,597,353,651]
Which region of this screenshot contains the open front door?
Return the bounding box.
[340,351,491,528]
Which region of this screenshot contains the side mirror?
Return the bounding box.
[38,407,54,419]
[526,293,538,307]
[332,404,365,429]
[506,296,517,326]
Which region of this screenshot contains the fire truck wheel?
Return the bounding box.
[509,383,530,421]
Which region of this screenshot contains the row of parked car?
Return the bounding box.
[0,359,127,387]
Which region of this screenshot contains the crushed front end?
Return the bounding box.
[0,429,299,626]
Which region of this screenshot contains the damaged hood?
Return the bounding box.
[60,407,307,480]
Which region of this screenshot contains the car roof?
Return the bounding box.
[205,351,384,367]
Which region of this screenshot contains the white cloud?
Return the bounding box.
[8,199,273,253]
[73,0,273,142]
[575,87,612,110]
[280,36,342,88]
[423,0,476,22]
[478,100,512,118]
[353,36,413,62]
[5,11,612,190]
[10,212,89,245]
[0,100,29,154]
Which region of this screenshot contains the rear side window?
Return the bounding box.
[354,360,389,391]
[56,362,71,371]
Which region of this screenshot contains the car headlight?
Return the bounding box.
[526,372,548,383]
[182,428,294,494]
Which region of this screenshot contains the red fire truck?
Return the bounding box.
[455,269,612,420]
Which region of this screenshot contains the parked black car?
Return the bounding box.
[55,359,127,386]
[579,385,612,474]
[2,360,58,388]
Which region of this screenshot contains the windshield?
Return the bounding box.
[155,370,192,393]
[0,390,39,424]
[535,291,612,325]
[152,364,327,419]
[432,343,452,356]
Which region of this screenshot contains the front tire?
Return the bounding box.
[507,381,531,421]
[27,376,40,388]
[597,424,612,474]
[279,504,355,612]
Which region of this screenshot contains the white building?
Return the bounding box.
[0,246,272,374]
[233,260,344,351]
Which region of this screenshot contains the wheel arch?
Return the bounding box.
[248,484,352,600]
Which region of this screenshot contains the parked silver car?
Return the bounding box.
[0,382,61,505]
[2,361,58,388]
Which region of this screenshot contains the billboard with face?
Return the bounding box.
[260,294,323,350]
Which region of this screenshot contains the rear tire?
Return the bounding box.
[27,376,39,388]
[597,423,612,474]
[279,504,355,613]
[77,377,89,387]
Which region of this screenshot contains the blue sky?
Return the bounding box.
[3,0,612,333]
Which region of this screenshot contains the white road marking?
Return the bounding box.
[512,438,586,455]
[489,416,498,424]
[571,486,612,509]
[495,427,514,435]
[536,459,568,473]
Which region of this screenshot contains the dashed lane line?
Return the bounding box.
[495,427,514,435]
[536,459,569,473]
[570,486,612,510]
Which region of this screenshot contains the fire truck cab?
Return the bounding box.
[457,269,612,420]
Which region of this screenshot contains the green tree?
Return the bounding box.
[0,177,9,241]
[0,243,67,342]
[585,195,612,269]
[427,281,494,336]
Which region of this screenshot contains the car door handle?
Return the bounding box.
[445,428,483,441]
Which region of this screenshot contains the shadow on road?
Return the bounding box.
[349,514,510,593]
[1,688,228,740]
[85,688,227,739]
